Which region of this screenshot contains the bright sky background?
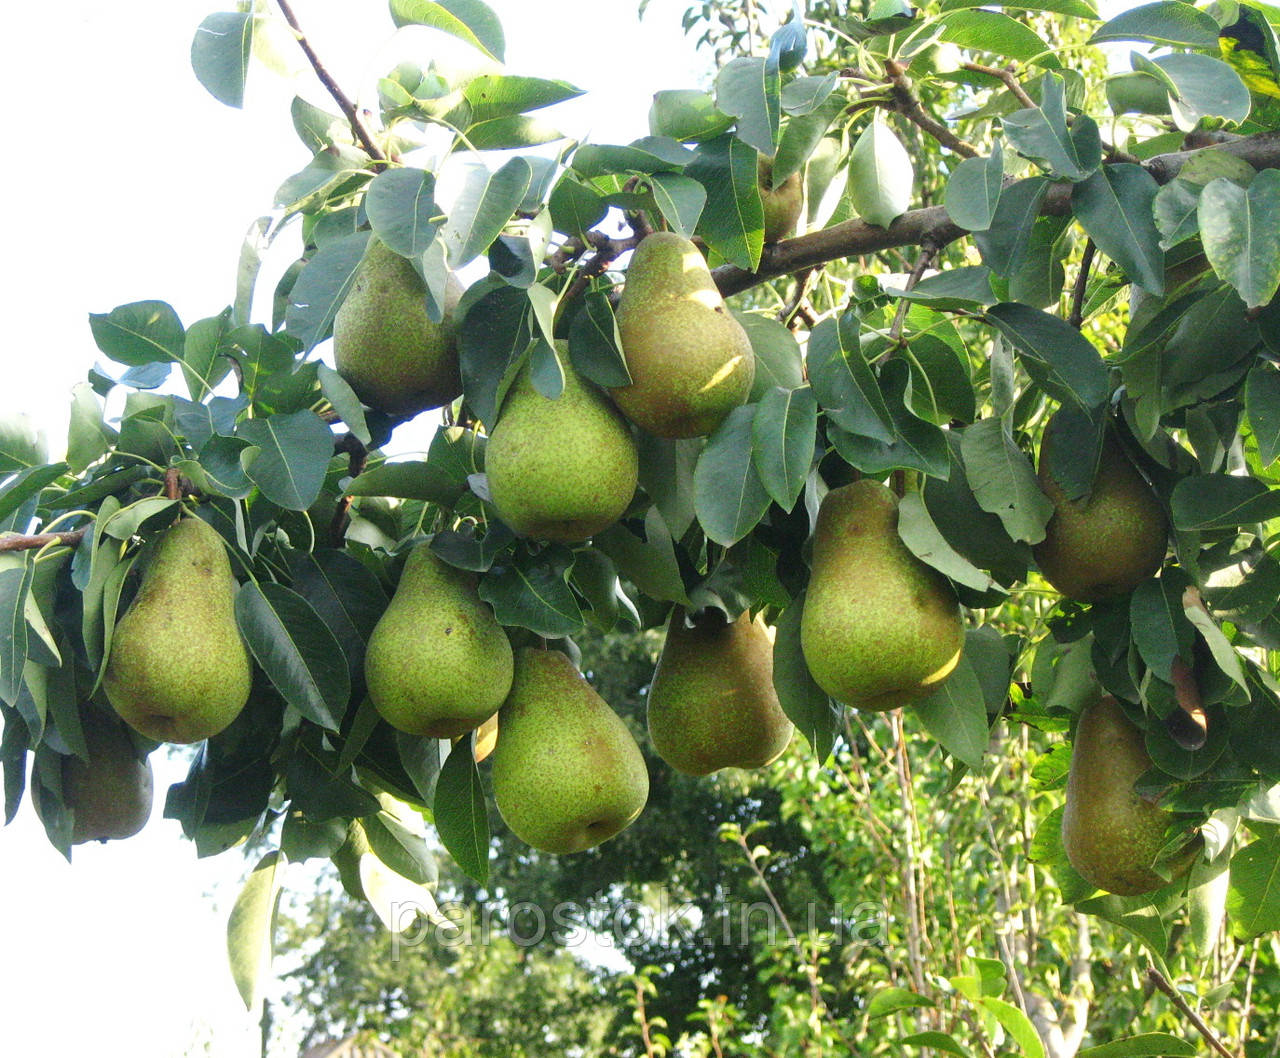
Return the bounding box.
[0,0,1143,1055]
[0,2,711,1055]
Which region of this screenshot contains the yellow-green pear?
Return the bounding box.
[647,607,793,775]
[1062,695,1199,895]
[800,480,964,710]
[485,355,639,543]
[758,156,803,243]
[492,648,649,854]
[333,236,463,417]
[365,542,513,739]
[612,231,755,438]
[63,710,153,844]
[104,516,252,744]
[1034,426,1167,602]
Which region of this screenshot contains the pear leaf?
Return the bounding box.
[958,418,1053,545]
[715,57,781,155]
[1226,835,1280,938]
[1076,1034,1197,1058]
[191,11,253,109]
[388,0,505,61]
[441,157,533,268]
[771,597,839,761]
[751,385,817,510]
[1199,170,1280,310]
[912,653,988,770]
[695,405,772,546]
[434,736,490,884]
[226,850,287,1011]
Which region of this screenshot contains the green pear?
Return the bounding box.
[333,236,463,418]
[1034,423,1168,602]
[104,516,252,744]
[485,354,639,542]
[758,156,803,243]
[647,607,793,775]
[365,542,514,739]
[1062,695,1199,895]
[612,231,755,438]
[492,648,649,854]
[62,709,153,844]
[800,480,964,710]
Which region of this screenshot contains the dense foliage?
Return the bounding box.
[5,0,1280,1054]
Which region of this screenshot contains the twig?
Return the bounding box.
[777,267,817,327]
[885,60,979,158]
[962,61,1036,109]
[886,242,939,347]
[1146,967,1237,1058]
[635,979,658,1058]
[275,0,387,163]
[1068,239,1097,329]
[0,530,87,554]
[329,433,368,547]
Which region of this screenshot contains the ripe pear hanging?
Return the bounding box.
[484,353,638,543]
[61,709,153,844]
[104,516,252,744]
[364,542,514,739]
[800,480,964,710]
[612,231,754,438]
[647,607,793,775]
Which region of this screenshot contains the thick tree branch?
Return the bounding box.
[275,0,387,163]
[0,530,87,554]
[713,131,1280,298]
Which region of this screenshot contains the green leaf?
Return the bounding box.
[649,172,706,239]
[549,177,607,239]
[1199,170,1280,310]
[568,292,631,388]
[0,557,33,708]
[571,138,693,178]
[897,1033,974,1058]
[479,549,584,637]
[979,996,1045,1058]
[1183,594,1247,693]
[1246,363,1280,465]
[236,583,350,731]
[441,157,533,268]
[1089,2,1220,47]
[897,493,996,592]
[285,231,369,351]
[1170,473,1280,530]
[1076,1034,1197,1058]
[944,142,1004,231]
[346,460,457,506]
[686,135,764,271]
[828,361,949,478]
[938,9,1059,66]
[772,597,839,760]
[182,311,236,400]
[751,386,818,510]
[434,736,490,884]
[191,12,252,109]
[737,312,805,397]
[88,300,184,367]
[462,74,581,123]
[0,464,68,527]
[388,0,505,61]
[1001,73,1098,181]
[365,168,441,258]
[1072,164,1164,294]
[648,89,735,142]
[807,316,893,441]
[847,115,913,228]
[1227,835,1280,938]
[694,405,772,546]
[238,411,335,511]
[226,850,286,1010]
[1153,52,1250,128]
[985,302,1109,411]
[715,57,781,155]
[1129,571,1194,682]
[0,414,47,473]
[867,986,935,1019]
[317,364,371,446]
[912,653,988,770]
[459,283,532,427]
[959,417,1054,544]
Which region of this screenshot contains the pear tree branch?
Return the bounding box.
[1067,239,1097,330]
[884,59,979,159]
[0,530,88,554]
[1146,967,1237,1058]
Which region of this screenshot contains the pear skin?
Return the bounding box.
[492,648,649,854]
[485,356,639,543]
[365,542,513,739]
[1034,425,1168,602]
[63,710,153,844]
[1062,695,1199,895]
[800,480,964,710]
[758,156,803,243]
[334,237,463,418]
[104,516,252,744]
[648,607,793,775]
[612,232,755,439]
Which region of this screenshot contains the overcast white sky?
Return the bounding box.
[0,2,711,1055]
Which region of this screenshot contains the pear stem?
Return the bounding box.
[1146,967,1238,1058]
[274,0,388,164]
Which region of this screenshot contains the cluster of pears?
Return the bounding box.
[363,541,648,855]
[801,480,965,710]
[36,709,154,845]
[647,607,793,775]
[1034,416,1168,602]
[105,515,252,744]
[1062,695,1199,895]
[333,236,464,419]
[484,352,639,543]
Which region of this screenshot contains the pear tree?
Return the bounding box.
[4,0,1280,1047]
